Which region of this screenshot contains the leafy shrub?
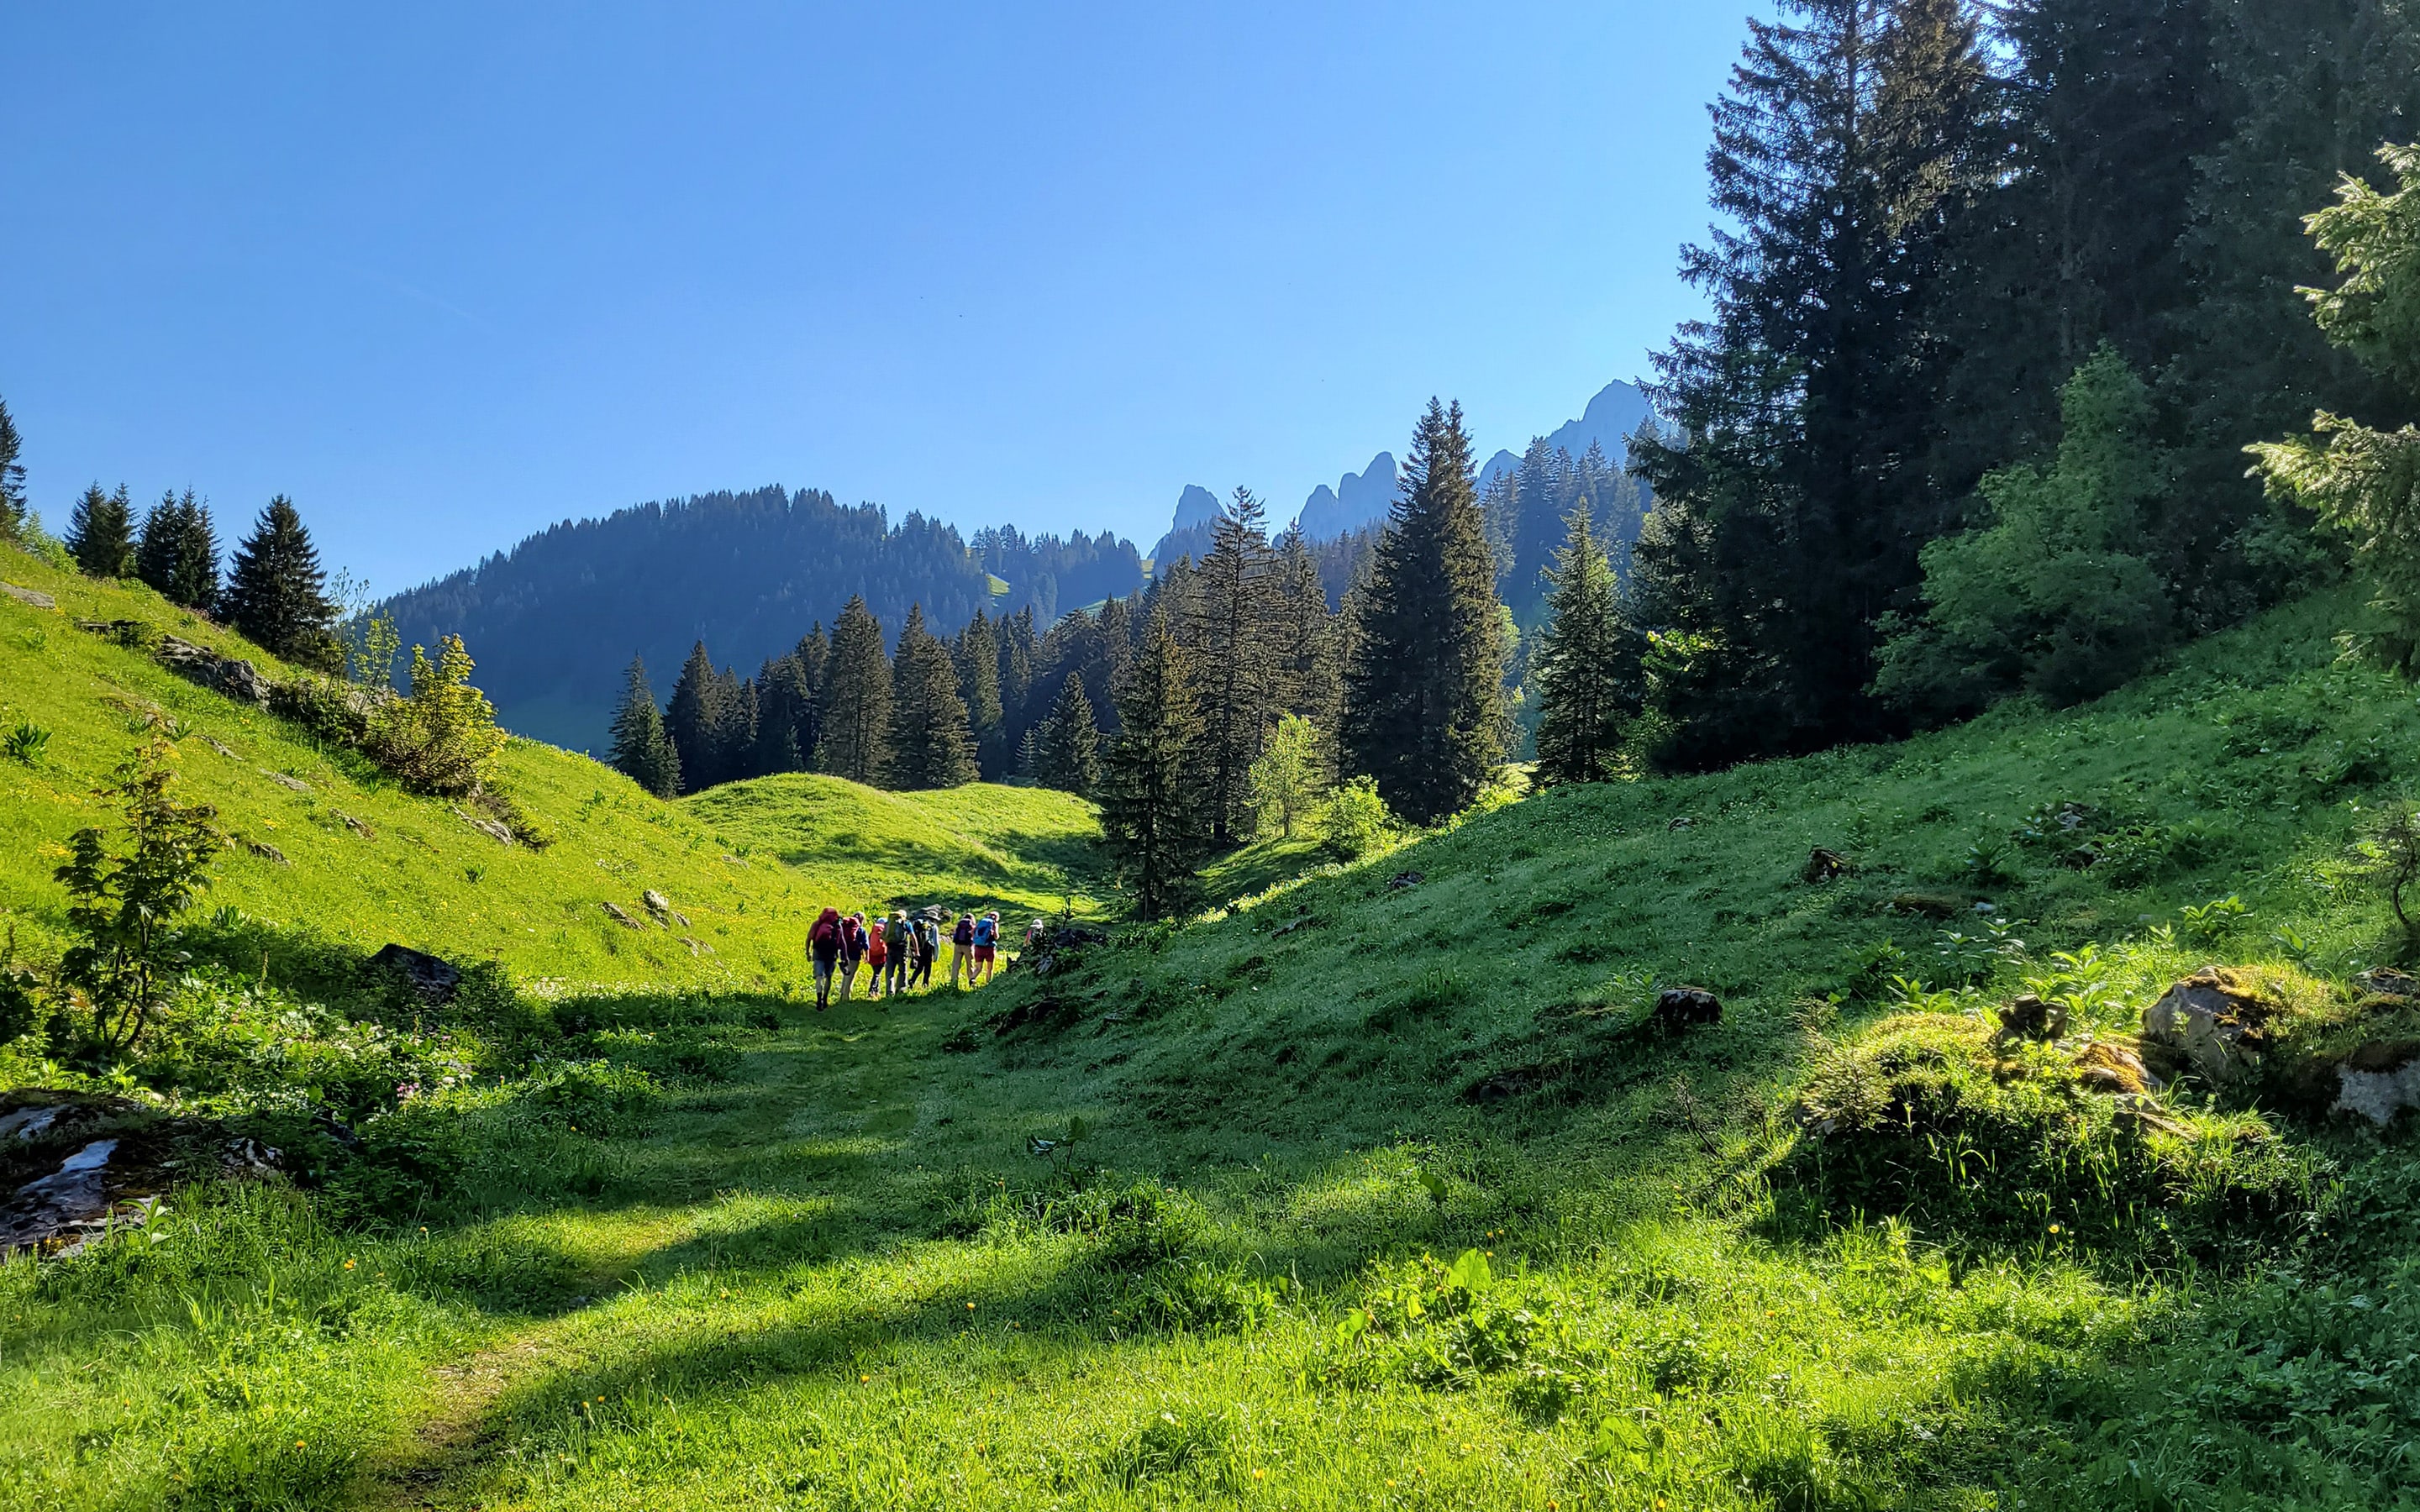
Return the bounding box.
[362,635,507,796]
[1875,347,2175,720]
[1316,776,1396,860]
[1109,1257,1278,1335]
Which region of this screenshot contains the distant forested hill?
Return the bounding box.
[379,486,1142,752]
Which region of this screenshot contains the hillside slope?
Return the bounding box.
[0,549,1102,993]
[6,578,2419,1512]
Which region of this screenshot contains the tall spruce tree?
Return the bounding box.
[0,398,24,538]
[819,596,894,785]
[1100,608,1207,919]
[1631,0,1992,769]
[1187,487,1283,845]
[887,604,978,790]
[1340,400,1510,825]
[1531,508,1637,786]
[666,642,729,793]
[953,609,1006,774]
[223,496,339,668]
[1038,673,1101,796]
[1270,524,1342,743]
[608,657,682,797]
[793,625,829,767]
[136,491,222,613]
[752,654,816,774]
[67,484,137,578]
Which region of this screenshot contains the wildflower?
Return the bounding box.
[344,1259,355,1270]
[860,1375,871,1383]
[2049,1224,2062,1235]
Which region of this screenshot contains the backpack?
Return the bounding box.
[809,916,837,949]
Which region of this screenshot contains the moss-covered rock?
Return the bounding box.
[1773,1011,2324,1259]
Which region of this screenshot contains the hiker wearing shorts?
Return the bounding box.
[950,913,974,988]
[837,912,867,1003]
[972,911,1000,985]
[808,907,842,1011]
[885,911,912,996]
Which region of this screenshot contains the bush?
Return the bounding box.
[1316,776,1396,860]
[363,635,507,796]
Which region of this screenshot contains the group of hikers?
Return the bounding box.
[804,905,1007,1009]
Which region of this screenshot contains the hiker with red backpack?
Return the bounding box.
[865,917,891,1001]
[807,907,843,1010]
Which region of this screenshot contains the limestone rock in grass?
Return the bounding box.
[1654,986,1723,1032]
[262,770,310,793]
[1998,994,2069,1042]
[336,811,374,838]
[1802,848,1850,884]
[2333,1058,2420,1126]
[1012,921,1110,979]
[1387,870,1424,890]
[237,834,290,866]
[1,581,56,610]
[2353,966,2420,1000]
[452,807,514,845]
[367,943,461,1005]
[155,633,275,705]
[203,735,237,759]
[2144,968,2277,1086]
[602,901,644,930]
[0,1140,122,1253]
[642,890,691,927]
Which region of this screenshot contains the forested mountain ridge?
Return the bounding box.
[378,486,1143,752]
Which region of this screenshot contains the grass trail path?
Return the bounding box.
[359,994,947,1510]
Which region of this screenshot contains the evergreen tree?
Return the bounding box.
[818,596,893,785]
[1271,524,1342,743]
[1187,487,1283,845]
[752,654,815,774]
[1532,507,1639,786]
[223,496,339,669]
[954,609,1006,774]
[2250,142,2420,670]
[0,398,24,538]
[608,657,681,797]
[1100,608,1207,919]
[887,604,979,790]
[1038,673,1101,796]
[136,491,222,614]
[1631,0,1993,768]
[1341,399,1511,825]
[666,642,729,793]
[794,625,830,767]
[67,484,136,579]
[723,671,760,780]
[1016,727,1042,785]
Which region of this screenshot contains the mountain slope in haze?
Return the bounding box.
[378,486,1141,753]
[1477,377,1654,494]
[1144,484,1224,565]
[1295,451,1401,542]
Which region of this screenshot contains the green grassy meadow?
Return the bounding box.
[0,549,1102,997]
[4,552,2420,1509]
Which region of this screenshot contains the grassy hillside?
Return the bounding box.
[0,549,1102,995]
[5,569,2419,1510]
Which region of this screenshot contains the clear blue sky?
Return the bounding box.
[2,2,1749,596]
